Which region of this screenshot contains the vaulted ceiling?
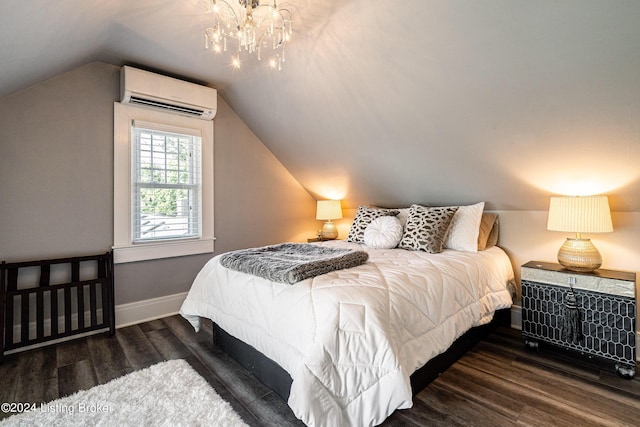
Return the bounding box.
[2,0,640,211]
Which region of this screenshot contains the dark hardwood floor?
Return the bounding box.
[1,315,639,426]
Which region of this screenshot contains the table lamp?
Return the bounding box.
[547,195,613,272]
[316,200,342,240]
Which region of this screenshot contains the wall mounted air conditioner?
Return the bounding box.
[120,66,217,120]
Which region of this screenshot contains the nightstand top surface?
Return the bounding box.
[522,261,636,283]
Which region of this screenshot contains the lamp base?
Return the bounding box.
[557,238,602,272]
[320,222,338,240]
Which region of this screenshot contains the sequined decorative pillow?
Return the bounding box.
[346,206,399,243]
[398,204,458,253]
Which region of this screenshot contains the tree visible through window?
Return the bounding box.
[132,124,202,242]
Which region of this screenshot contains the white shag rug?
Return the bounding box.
[1,359,249,426]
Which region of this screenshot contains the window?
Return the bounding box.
[114,104,214,264]
[132,122,201,242]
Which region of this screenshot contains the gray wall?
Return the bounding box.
[0,62,317,305]
[1,62,116,259]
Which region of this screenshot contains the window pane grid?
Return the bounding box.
[132,126,202,242]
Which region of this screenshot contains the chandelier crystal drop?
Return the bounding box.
[205,0,293,70]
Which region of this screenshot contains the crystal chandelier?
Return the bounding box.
[205,0,293,70]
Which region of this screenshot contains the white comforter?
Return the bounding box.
[180,241,514,426]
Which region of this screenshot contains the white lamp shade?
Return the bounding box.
[316,200,343,221]
[547,196,613,233]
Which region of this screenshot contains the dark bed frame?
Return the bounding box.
[213,308,510,401]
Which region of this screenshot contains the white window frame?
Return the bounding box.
[113,103,214,264]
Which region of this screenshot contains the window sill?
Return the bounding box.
[113,238,215,264]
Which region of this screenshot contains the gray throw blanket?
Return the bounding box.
[220,243,369,285]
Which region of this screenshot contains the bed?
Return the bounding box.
[180,206,515,425]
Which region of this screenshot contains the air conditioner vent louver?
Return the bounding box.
[129,96,205,117]
[120,66,217,120]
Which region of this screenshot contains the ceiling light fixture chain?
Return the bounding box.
[205,0,293,70]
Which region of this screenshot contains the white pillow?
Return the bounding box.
[396,208,410,228]
[364,216,404,249]
[444,202,485,252]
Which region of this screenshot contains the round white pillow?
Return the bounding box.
[363,216,404,249]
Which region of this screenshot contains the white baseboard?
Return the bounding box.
[510,304,522,330]
[11,310,105,340]
[8,296,639,365]
[4,292,188,354]
[115,292,188,328]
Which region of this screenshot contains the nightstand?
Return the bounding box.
[521,261,637,378]
[307,238,324,243]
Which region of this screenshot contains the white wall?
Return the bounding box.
[499,210,640,338]
[497,211,640,281]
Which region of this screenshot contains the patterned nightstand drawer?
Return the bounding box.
[521,261,637,378]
